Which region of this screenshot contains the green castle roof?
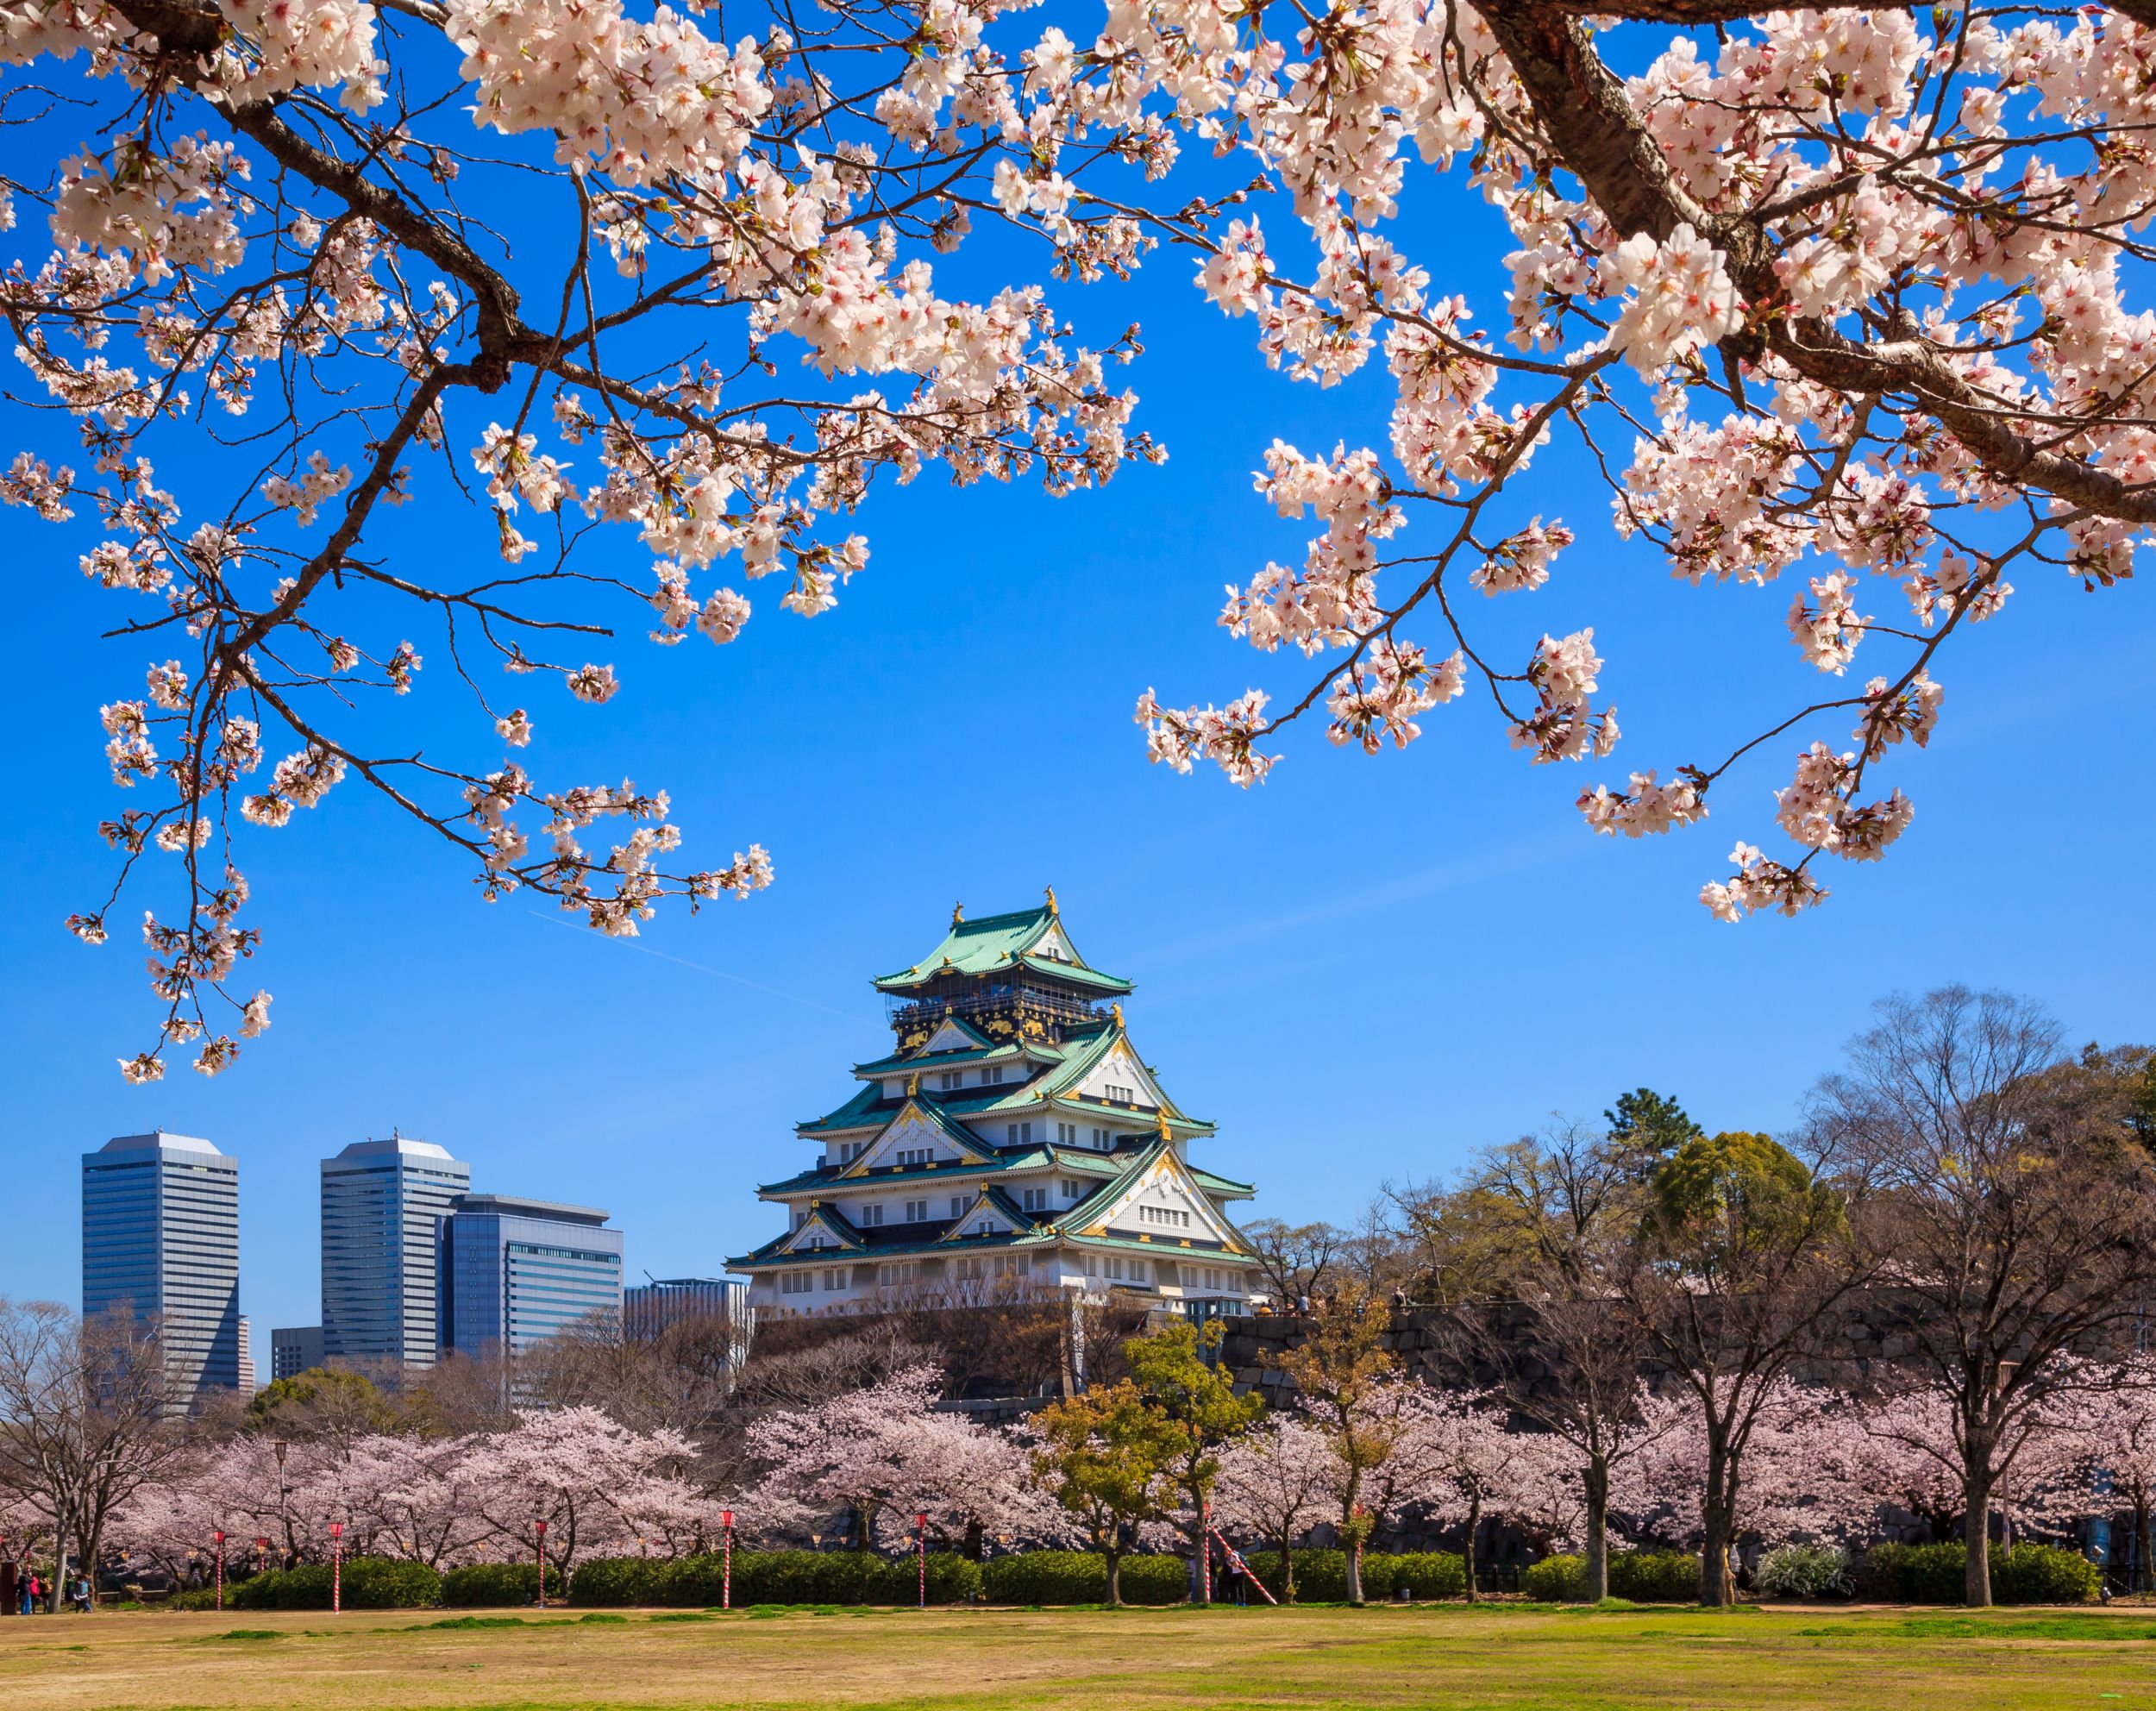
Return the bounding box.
[873,900,1133,996]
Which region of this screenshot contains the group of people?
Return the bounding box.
[10,1570,92,1614]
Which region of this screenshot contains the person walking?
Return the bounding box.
[24,1570,41,1615]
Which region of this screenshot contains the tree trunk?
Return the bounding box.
[1104,1545,1123,1608]
[1280,1532,1296,1605]
[1582,1457,1610,1603]
[1344,1532,1364,1608]
[2137,1500,2152,1595]
[1699,1432,1735,1608]
[963,1520,983,1563]
[1463,1491,1482,1604]
[1188,1507,1210,1606]
[1965,1454,1995,1608]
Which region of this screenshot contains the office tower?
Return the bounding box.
[437,1195,624,1359]
[81,1131,241,1408]
[270,1325,324,1382]
[236,1316,256,1397]
[624,1276,748,1343]
[321,1136,469,1369]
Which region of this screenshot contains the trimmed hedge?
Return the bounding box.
[981,1551,1187,1606]
[227,1557,441,1610]
[1242,1549,1465,1603]
[1608,1551,1701,1603]
[1520,1554,1584,1601]
[566,1550,981,1608]
[1520,1551,1699,1603]
[440,1563,563,1607]
[1865,1541,2097,1605]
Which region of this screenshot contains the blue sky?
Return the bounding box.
[6,58,2154,1338]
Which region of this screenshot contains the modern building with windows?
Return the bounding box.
[730,894,1263,1315]
[236,1316,256,1397]
[270,1324,324,1382]
[81,1131,241,1408]
[437,1194,624,1359]
[624,1276,749,1360]
[321,1137,469,1369]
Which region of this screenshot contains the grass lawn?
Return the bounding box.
[5,1601,2156,1711]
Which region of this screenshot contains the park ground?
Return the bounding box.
[6,1601,2156,1711]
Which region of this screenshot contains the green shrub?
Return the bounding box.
[1991,1545,2100,1606]
[980,1551,1187,1606]
[1608,1551,1701,1603]
[1755,1544,1852,1600]
[561,1556,667,1608]
[227,1557,440,1611]
[438,1563,562,1608]
[1520,1554,1585,1602]
[1238,1550,1461,1604]
[564,1551,981,1608]
[164,1589,221,1612]
[1381,1552,1466,1601]
[1863,1541,2096,1605]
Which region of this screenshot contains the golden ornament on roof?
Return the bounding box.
[952,901,964,925]
[1044,885,1058,914]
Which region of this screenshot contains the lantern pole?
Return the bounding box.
[213,1531,224,1613]
[328,1522,343,1615]
[534,1520,548,1609]
[720,1511,734,1611]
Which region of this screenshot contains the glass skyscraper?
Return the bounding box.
[437,1194,624,1358]
[81,1131,240,1408]
[321,1137,469,1369]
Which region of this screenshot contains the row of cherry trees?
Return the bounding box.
[72,1351,2156,1601]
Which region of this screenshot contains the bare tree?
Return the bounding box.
[1240,1219,1350,1307]
[1812,987,2156,1608]
[1440,1124,1661,1602]
[0,1302,182,1609]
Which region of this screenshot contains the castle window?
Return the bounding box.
[982,1066,1004,1086]
[939,1071,963,1091]
[904,1199,929,1222]
[860,1204,884,1226]
[1021,1187,1049,1212]
[821,1269,847,1291]
[950,1196,965,1218]
[1104,1084,1135,1105]
[780,1271,812,1295]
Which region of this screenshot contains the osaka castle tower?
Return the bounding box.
[731,893,1263,1317]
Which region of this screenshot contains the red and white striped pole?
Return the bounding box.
[535,1520,548,1610]
[915,1513,927,1609]
[213,1531,224,1613]
[328,1523,343,1615]
[720,1512,734,1611]
[1200,1501,1212,1604]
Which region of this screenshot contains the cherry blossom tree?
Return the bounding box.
[1211,1415,1333,1601]
[462,1406,715,1576]
[1393,1385,1565,1601]
[746,1363,1042,1553]
[16,0,2156,1070]
[2056,1360,2156,1592]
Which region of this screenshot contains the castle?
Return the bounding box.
[731,894,1264,1317]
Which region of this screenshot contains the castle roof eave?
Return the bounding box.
[870,902,1132,995]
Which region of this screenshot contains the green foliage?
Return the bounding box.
[1863,1541,2098,1605]
[565,1551,981,1608]
[1029,1380,1180,1553]
[1238,1550,1463,1604]
[438,1563,563,1607]
[246,1365,390,1429]
[226,1557,440,1610]
[1991,1545,2102,1605]
[1521,1555,1586,1602]
[164,1589,221,1611]
[1608,1551,1701,1603]
[981,1551,1186,1606]
[1607,1089,1702,1168]
[1382,1552,1467,1601]
[1756,1545,1853,1599]
[1123,1321,1266,1513]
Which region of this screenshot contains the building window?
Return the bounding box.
[950,1196,965,1218]
[1056,1122,1075,1145]
[905,1199,929,1222]
[1092,1127,1112,1150]
[821,1269,847,1291]
[792,1210,806,1231]
[1063,1180,1082,1200]
[1020,1187,1049,1213]
[939,1071,963,1091]
[1104,1084,1135,1105]
[1129,1259,1146,1283]
[1139,1205,1191,1229]
[780,1272,812,1295]
[975,1219,995,1236]
[860,1204,884,1226]
[895,1146,931,1168]
[983,1065,1004,1085]
[1002,1121,1031,1144]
